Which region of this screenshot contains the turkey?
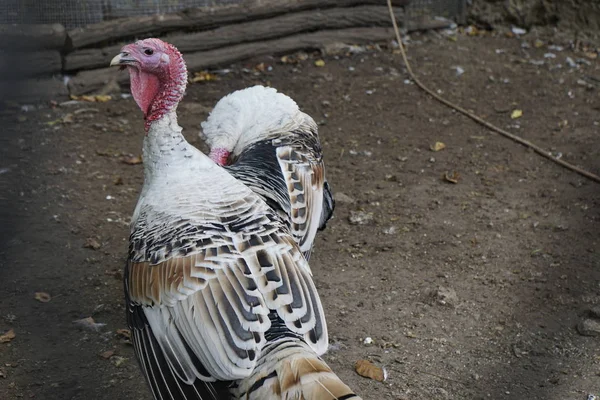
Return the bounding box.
[110,38,360,400]
[200,86,334,260]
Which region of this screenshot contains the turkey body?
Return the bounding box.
[112,39,360,400]
[126,114,357,400]
[201,86,335,260]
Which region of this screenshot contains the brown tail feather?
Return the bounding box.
[232,339,361,400]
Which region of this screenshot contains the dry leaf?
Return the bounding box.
[254,63,266,72]
[104,270,123,280]
[280,54,308,64]
[45,118,62,126]
[73,317,106,332]
[0,329,16,344]
[314,59,326,67]
[95,95,112,102]
[430,142,446,152]
[69,95,94,102]
[465,25,479,36]
[510,109,523,119]
[116,329,131,341]
[354,359,386,382]
[69,94,112,102]
[95,149,113,157]
[100,350,115,359]
[122,155,143,165]
[34,292,51,303]
[84,238,101,250]
[584,51,598,60]
[444,171,460,184]
[191,71,219,83]
[62,113,74,123]
[112,356,127,367]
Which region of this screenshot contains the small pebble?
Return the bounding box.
[348,211,374,225]
[433,286,458,307]
[565,57,577,68]
[577,319,600,336]
[383,226,397,235]
[334,192,355,204]
[511,26,527,35]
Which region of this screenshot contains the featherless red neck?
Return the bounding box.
[111,39,187,132]
[143,43,187,131]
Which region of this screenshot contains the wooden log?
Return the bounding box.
[0,50,62,78]
[67,67,123,96]
[183,27,396,71]
[0,24,66,51]
[68,27,395,95]
[169,5,404,54]
[0,78,68,103]
[67,0,411,49]
[64,5,404,72]
[64,46,121,72]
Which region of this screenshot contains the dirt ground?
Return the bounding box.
[1,25,600,400]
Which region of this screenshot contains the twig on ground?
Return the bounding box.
[386,0,600,184]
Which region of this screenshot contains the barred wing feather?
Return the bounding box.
[126,197,328,396]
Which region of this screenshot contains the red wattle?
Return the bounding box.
[209,148,231,166]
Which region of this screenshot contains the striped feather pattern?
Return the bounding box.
[124,114,337,396]
[231,339,362,400]
[127,205,329,380]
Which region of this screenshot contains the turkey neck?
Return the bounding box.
[142,111,210,182]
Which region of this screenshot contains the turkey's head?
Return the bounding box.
[110,38,187,130]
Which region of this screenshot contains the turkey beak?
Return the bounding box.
[110,52,136,69]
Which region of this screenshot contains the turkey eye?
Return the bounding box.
[144,48,154,55]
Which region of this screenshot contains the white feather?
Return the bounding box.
[200,85,305,155]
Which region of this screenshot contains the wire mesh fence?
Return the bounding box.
[0,0,244,28]
[0,0,465,29]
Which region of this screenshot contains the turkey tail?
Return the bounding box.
[231,339,361,400]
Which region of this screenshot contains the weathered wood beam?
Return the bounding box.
[0,23,66,51]
[64,5,404,72]
[67,0,411,49]
[0,50,62,78]
[67,27,394,95]
[168,5,404,54]
[65,46,121,72]
[183,27,396,71]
